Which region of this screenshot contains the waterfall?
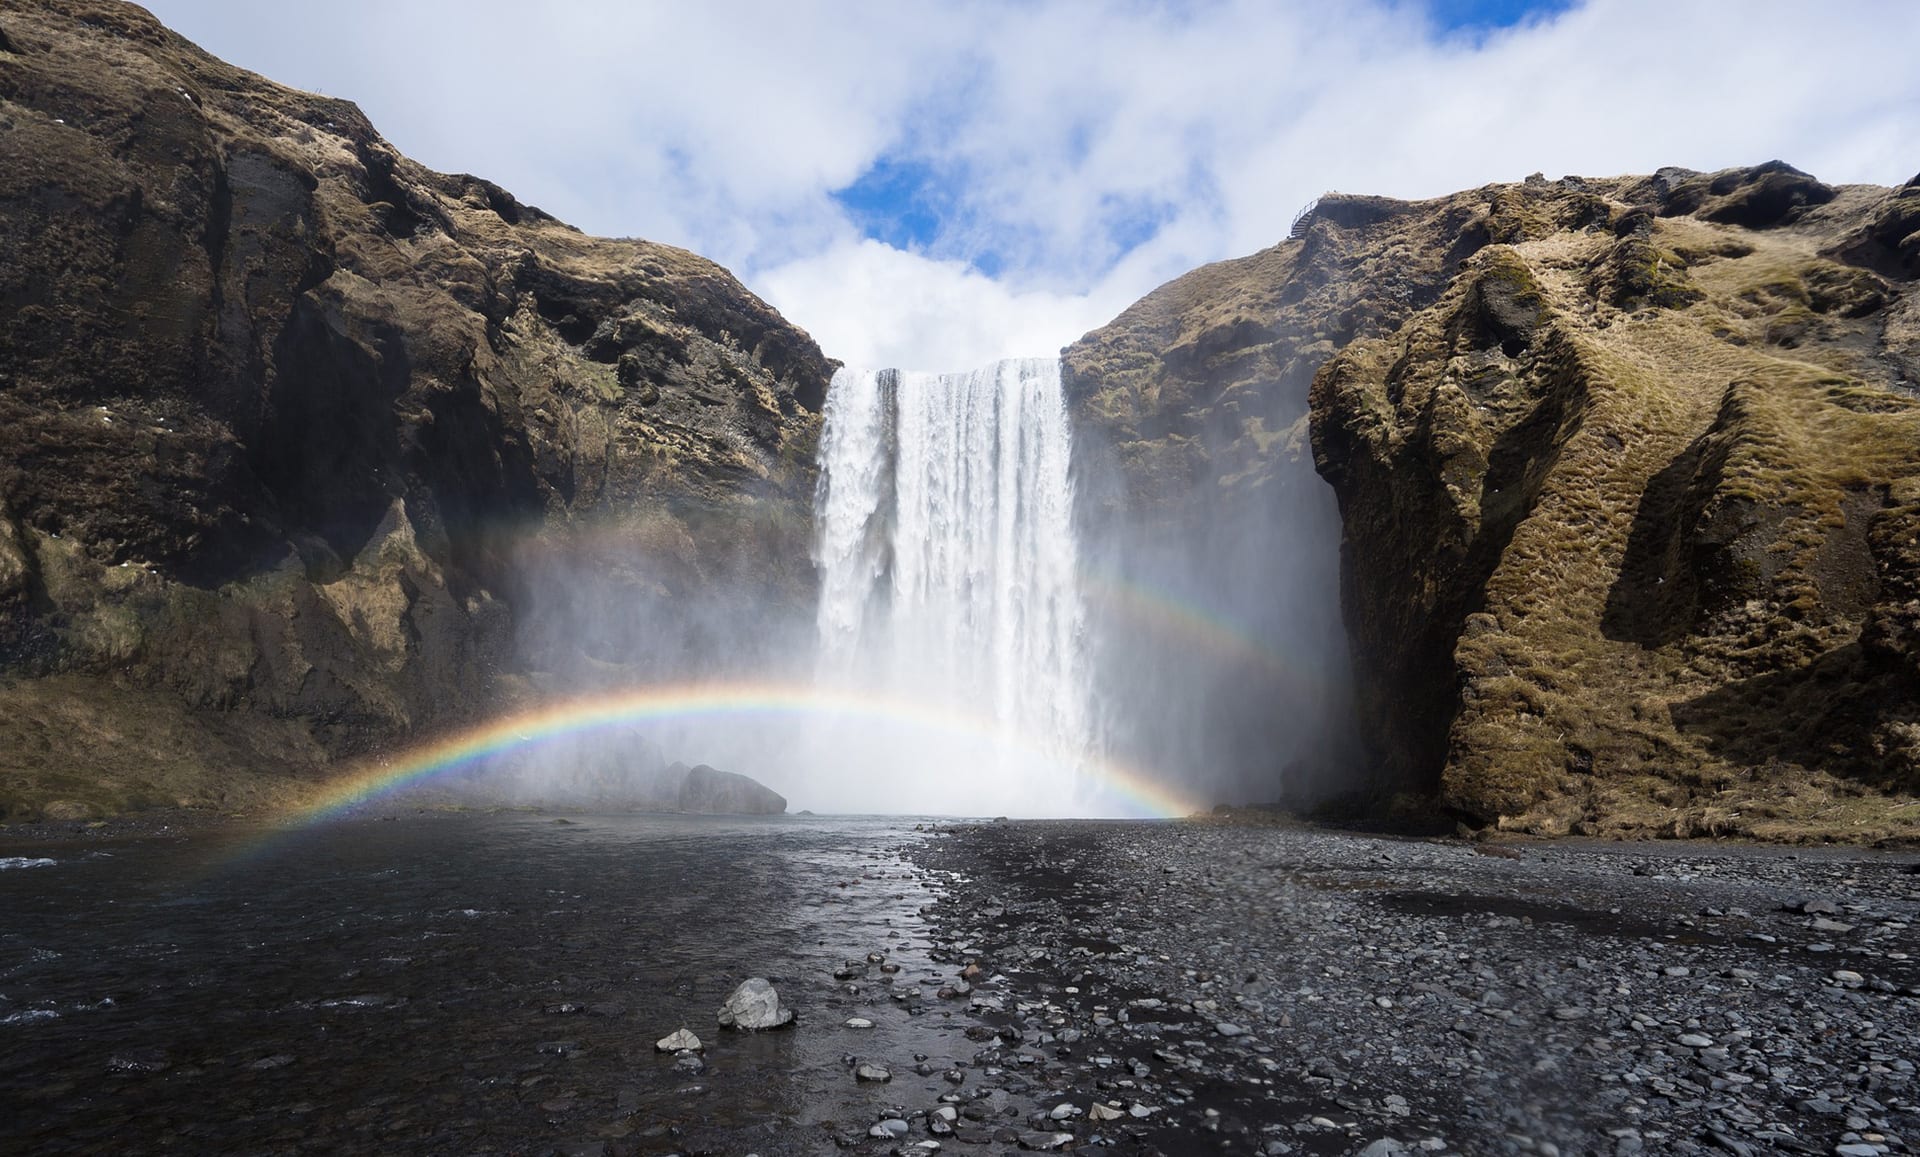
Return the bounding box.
[811,358,1094,815]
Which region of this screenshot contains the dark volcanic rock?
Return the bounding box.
[1069,165,1920,839]
[0,1,832,819]
[911,819,1920,1157]
[671,761,787,815]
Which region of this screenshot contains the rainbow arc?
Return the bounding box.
[273,681,1204,830]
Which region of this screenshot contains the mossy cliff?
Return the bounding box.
[0,1,831,819]
[1070,164,1920,841]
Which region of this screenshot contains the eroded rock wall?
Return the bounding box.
[1072,164,1920,839]
[0,1,831,817]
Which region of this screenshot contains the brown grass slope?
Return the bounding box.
[1072,164,1920,841]
[0,1,833,819]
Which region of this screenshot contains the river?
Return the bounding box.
[0,812,961,1155]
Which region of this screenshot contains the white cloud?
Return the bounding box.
[757,238,1127,372]
[145,0,1920,371]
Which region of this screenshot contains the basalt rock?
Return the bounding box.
[671,762,787,815]
[0,1,831,819]
[1070,163,1920,840]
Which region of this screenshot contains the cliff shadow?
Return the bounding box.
[1601,440,1715,646]
[1670,642,1920,791]
[1602,383,1800,648]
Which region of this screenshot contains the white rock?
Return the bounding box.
[654,1028,703,1053]
[717,977,794,1030]
[845,1016,874,1029]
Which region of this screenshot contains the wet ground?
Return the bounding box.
[2,815,1917,1156]
[0,812,961,1155]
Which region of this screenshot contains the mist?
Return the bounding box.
[419,348,1355,819]
[1071,366,1361,812]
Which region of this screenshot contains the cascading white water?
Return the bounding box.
[810,357,1096,815]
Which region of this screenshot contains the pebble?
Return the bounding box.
[901,821,1920,1157]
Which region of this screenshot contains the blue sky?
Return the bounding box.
[144,0,1920,370]
[828,0,1587,279]
[1425,0,1578,35]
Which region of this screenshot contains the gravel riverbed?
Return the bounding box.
[4,814,1917,1156]
[885,821,1920,1157]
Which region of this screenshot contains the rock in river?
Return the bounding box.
[717,978,793,1030]
[654,1028,703,1053]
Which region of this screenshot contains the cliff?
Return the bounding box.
[0,1,831,819]
[1069,164,1920,841]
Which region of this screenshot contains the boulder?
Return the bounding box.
[670,762,788,815]
[716,978,793,1030]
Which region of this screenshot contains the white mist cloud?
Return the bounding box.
[145,0,1920,370]
[757,239,1130,371]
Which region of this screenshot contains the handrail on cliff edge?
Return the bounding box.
[1288,195,1327,239]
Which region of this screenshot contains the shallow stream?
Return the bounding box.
[0,812,962,1155]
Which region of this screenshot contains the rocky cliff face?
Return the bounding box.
[0,1,831,819]
[1070,163,1920,840]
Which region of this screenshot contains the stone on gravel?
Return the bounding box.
[716,978,793,1030]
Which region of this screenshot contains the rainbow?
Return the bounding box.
[1080,572,1324,697]
[272,681,1204,831]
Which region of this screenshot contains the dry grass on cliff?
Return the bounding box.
[1446,209,1920,841]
